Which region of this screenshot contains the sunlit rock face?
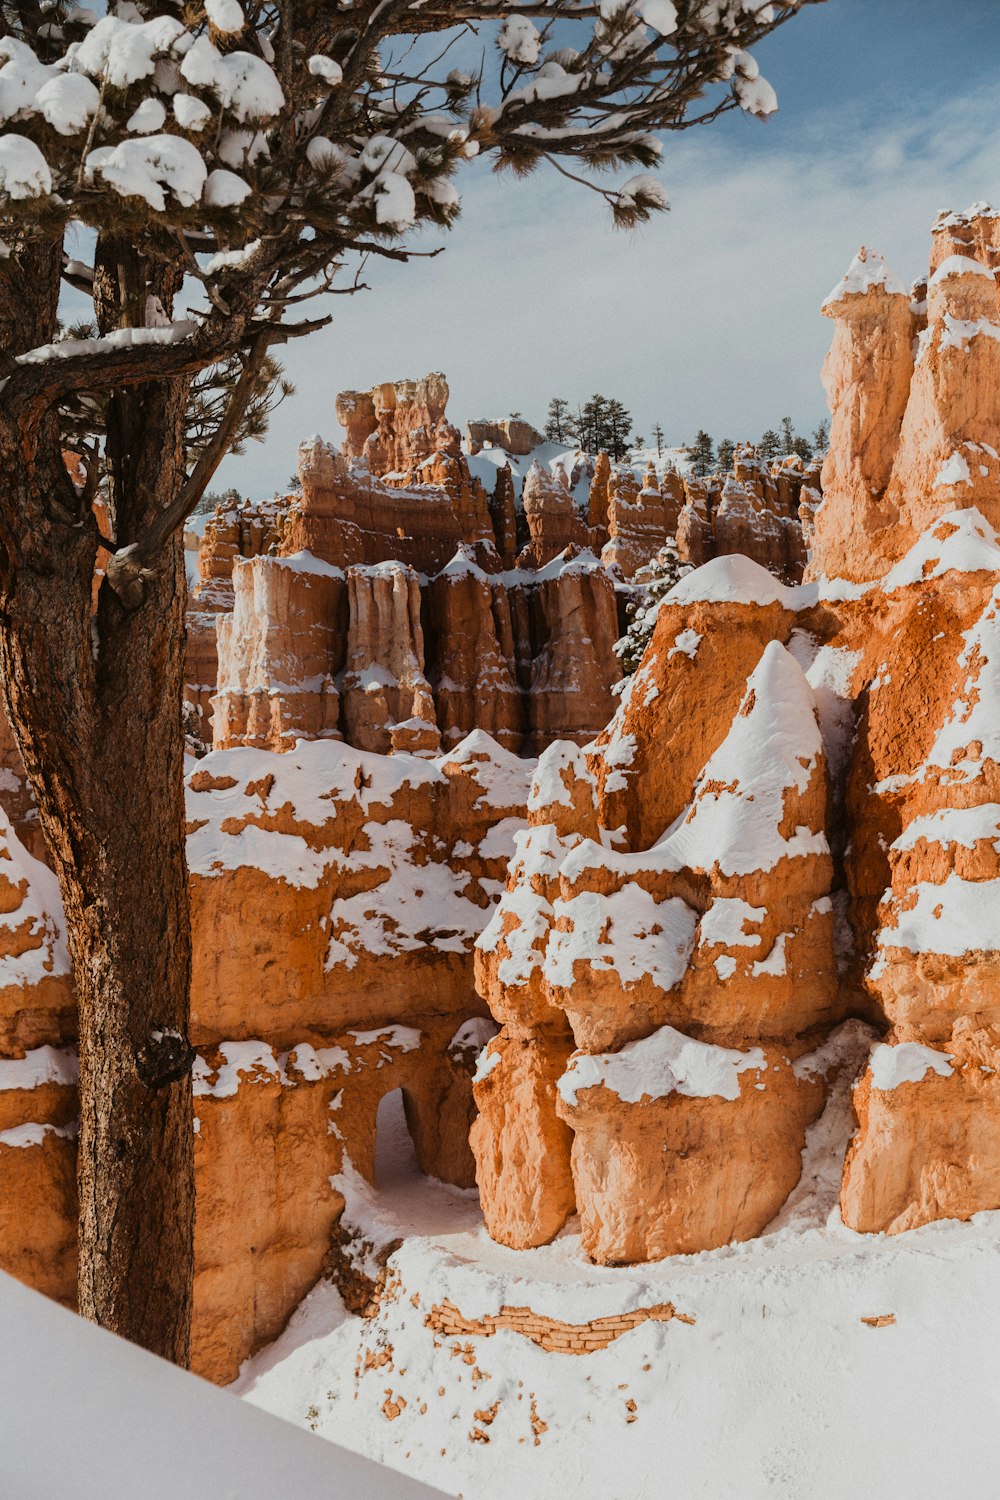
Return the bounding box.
[199,375,625,758]
[187,362,820,760]
[0,729,533,1382]
[472,205,1000,1257]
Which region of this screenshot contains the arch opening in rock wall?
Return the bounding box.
[374,1088,423,1191]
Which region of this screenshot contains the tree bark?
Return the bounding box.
[0,240,195,1365]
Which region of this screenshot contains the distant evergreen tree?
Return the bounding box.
[716,437,736,471]
[555,395,638,458]
[614,538,693,676]
[690,430,715,477]
[605,398,633,460]
[759,428,781,463]
[545,397,571,443]
[632,434,646,451]
[580,394,610,452]
[775,414,813,463]
[652,422,665,457]
[565,402,587,448]
[812,418,830,453]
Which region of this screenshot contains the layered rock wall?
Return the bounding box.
[0,731,532,1383]
[471,203,1000,1260]
[187,374,814,761]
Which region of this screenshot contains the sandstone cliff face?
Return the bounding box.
[335,373,456,474]
[341,563,440,756]
[471,635,842,1259]
[286,435,497,575]
[186,496,289,743]
[203,395,624,759]
[600,465,668,579]
[188,370,815,764]
[806,248,917,582]
[470,204,1000,1260]
[466,417,546,456]
[424,551,523,752]
[517,461,593,568]
[212,552,345,752]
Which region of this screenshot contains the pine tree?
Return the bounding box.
[690,430,715,477]
[779,415,796,455]
[717,438,736,471]
[581,394,611,452]
[545,398,570,443]
[0,0,822,1364]
[614,539,693,675]
[605,398,633,461]
[812,418,831,453]
[759,429,782,463]
[652,422,665,458]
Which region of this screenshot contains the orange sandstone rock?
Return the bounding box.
[470,1028,576,1249]
[555,1031,823,1261]
[841,1039,1000,1234]
[600,465,668,579]
[336,373,455,475]
[212,552,345,752]
[517,461,592,569]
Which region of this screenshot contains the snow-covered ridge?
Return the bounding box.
[191,1032,423,1098]
[557,1025,768,1107]
[822,246,908,308]
[666,509,1000,610]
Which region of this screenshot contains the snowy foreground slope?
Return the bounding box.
[0,1269,445,1500]
[237,1027,1000,1500]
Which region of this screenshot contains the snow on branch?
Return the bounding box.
[0,1,821,418]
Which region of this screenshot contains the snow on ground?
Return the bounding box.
[465,440,589,506]
[465,439,691,511]
[236,1022,1000,1499]
[0,1266,444,1499]
[628,443,693,478]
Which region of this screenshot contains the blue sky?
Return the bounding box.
[217,0,1000,495]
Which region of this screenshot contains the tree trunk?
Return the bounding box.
[0,241,195,1365]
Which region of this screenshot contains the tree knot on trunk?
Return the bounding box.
[105,544,157,611]
[136,1028,195,1091]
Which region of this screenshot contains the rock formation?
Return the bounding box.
[472,637,840,1259]
[186,494,288,745]
[470,203,1000,1260]
[517,460,594,568]
[186,371,816,760]
[600,465,668,578]
[0,730,530,1381]
[203,387,626,757]
[466,417,546,455]
[335,373,457,473]
[212,552,345,752]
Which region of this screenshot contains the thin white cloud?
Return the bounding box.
[217,77,1000,496]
